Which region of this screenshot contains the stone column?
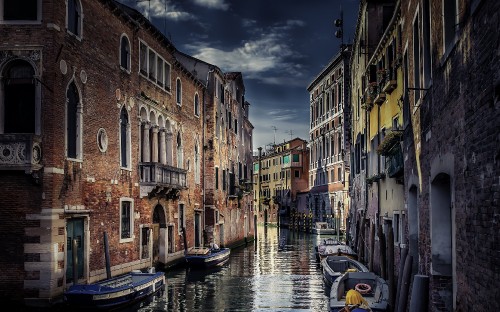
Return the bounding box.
[151,125,159,163]
[160,128,167,164]
[142,122,150,162]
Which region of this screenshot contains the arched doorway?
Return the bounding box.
[408,185,419,272]
[430,173,453,310]
[153,204,166,263]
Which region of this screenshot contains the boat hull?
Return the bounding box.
[329,271,389,312]
[64,271,165,310]
[185,248,230,269]
[321,256,369,288]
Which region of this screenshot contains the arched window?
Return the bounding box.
[194,93,199,116]
[194,142,200,184]
[67,0,82,37]
[66,82,81,159]
[2,60,36,133]
[120,35,130,71]
[176,78,182,105]
[176,132,183,168]
[120,107,130,168]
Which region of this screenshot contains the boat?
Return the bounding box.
[316,238,358,263]
[312,222,337,235]
[329,271,389,312]
[321,255,369,288]
[185,245,231,269]
[314,237,340,262]
[64,268,165,310]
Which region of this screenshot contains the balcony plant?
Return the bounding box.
[376,130,403,156]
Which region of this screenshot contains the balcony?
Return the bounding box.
[139,162,187,198]
[386,145,404,178]
[0,134,42,173]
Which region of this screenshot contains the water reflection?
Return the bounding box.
[135,226,331,311]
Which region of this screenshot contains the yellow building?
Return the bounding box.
[253,138,309,226]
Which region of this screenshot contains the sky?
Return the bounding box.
[119,0,359,151]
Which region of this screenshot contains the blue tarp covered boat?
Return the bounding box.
[64,269,165,310]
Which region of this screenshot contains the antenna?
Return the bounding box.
[271,126,278,145]
[285,130,293,140]
[334,6,344,49]
[136,0,151,19]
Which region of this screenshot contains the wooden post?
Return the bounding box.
[409,275,429,312]
[395,247,408,311]
[103,232,111,279]
[369,222,375,271]
[396,254,413,312]
[358,218,365,262]
[377,223,386,280]
[72,238,78,284]
[387,227,395,312]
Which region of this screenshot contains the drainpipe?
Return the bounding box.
[203,68,214,246]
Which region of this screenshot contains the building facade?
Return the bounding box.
[253,138,309,226]
[0,0,253,306]
[348,0,500,311]
[307,46,352,234]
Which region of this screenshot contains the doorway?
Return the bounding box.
[66,218,84,283]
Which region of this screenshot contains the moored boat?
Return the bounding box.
[64,269,165,310]
[321,255,369,288]
[185,246,230,269]
[317,240,357,263]
[312,222,337,235]
[329,271,389,312]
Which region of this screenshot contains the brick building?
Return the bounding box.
[400,0,500,310]
[348,0,500,311]
[0,0,253,306]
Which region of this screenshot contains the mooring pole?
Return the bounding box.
[103,231,111,279]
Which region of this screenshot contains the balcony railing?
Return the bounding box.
[386,145,404,178]
[139,162,187,188]
[0,134,42,172]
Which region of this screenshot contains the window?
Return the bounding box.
[194,93,200,117]
[293,154,300,162]
[393,211,401,244]
[2,59,36,134]
[178,203,185,233]
[294,170,300,178]
[139,42,148,75]
[176,78,182,105]
[157,57,164,87]
[120,198,133,241]
[215,167,219,190]
[176,132,183,168]
[443,0,457,54]
[138,40,171,90]
[67,0,82,37]
[66,82,81,159]
[413,16,421,104]
[120,106,130,168]
[195,143,200,184]
[222,169,226,191]
[1,0,40,22]
[148,50,156,81]
[120,35,130,71]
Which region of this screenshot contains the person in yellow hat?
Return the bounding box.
[340,289,371,312]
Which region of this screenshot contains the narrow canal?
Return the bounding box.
[132,225,337,311]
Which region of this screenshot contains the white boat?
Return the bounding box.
[312,222,338,235]
[317,239,358,263]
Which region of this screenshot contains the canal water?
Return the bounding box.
[131,225,336,311]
